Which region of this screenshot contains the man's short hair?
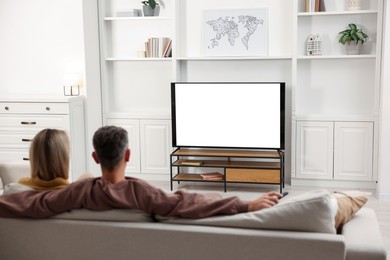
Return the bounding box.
[93,126,128,171]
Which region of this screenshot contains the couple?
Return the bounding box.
[0,126,282,218]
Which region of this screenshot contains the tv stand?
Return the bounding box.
[170,148,285,192]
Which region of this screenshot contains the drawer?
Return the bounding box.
[226,168,280,183]
[0,102,69,114]
[0,149,30,162]
[0,115,69,130]
[0,132,35,148]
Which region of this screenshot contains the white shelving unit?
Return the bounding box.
[96,0,384,187]
[97,0,175,179]
[292,0,383,188]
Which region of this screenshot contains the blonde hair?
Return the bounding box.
[29,129,70,181]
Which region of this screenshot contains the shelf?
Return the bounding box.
[172,149,281,158]
[105,111,171,120]
[298,10,378,17]
[104,16,171,21]
[297,55,376,60]
[170,148,284,192]
[105,57,172,61]
[294,114,376,122]
[173,159,280,169]
[176,56,292,61]
[173,173,224,182]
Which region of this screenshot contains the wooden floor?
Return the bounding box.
[151,181,390,259]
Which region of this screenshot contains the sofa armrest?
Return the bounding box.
[0,162,30,186]
[342,207,387,260]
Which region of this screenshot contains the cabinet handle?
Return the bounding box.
[46,107,50,111]
[4,106,9,111]
[21,122,37,125]
[22,138,33,142]
[23,158,30,161]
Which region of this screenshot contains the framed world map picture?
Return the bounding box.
[204,9,268,56]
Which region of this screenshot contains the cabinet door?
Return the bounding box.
[106,119,141,174]
[296,121,334,179]
[334,122,373,181]
[0,149,29,162]
[140,120,171,174]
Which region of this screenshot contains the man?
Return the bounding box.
[0,126,282,218]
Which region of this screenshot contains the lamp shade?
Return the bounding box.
[63,73,81,86]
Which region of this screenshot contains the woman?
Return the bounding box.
[3,129,71,194]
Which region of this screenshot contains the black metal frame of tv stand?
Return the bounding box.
[170,148,285,193]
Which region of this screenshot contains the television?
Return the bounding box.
[171,82,285,150]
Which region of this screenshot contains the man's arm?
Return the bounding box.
[0,177,281,219]
[114,178,282,218]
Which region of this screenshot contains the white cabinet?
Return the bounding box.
[334,122,373,181]
[292,0,383,185]
[94,0,384,184]
[0,97,86,181]
[140,120,171,174]
[296,121,334,179]
[296,121,373,181]
[106,118,171,175]
[98,0,174,178]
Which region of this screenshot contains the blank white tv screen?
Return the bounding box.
[171,82,285,149]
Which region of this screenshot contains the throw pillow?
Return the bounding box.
[332,191,369,232]
[158,189,337,234]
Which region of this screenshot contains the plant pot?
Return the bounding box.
[346,41,362,55]
[346,0,362,11]
[143,5,160,16]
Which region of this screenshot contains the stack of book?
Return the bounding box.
[200,172,224,181]
[145,37,172,58]
[306,0,322,12]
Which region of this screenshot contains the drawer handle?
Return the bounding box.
[4,106,9,111]
[23,158,30,161]
[22,138,33,142]
[46,107,50,111]
[21,121,37,125]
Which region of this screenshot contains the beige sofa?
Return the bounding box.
[0,163,387,260]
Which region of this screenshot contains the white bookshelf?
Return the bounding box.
[96,0,384,186]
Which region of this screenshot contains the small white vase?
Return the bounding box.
[346,0,362,11]
[346,41,362,55]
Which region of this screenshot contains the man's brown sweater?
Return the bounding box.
[0,177,249,218]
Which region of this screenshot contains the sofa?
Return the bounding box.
[0,163,387,260]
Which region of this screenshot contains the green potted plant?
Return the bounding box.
[338,23,368,55]
[142,0,160,16]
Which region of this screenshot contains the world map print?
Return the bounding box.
[204,9,267,56]
[206,16,263,50]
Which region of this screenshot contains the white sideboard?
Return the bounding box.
[0,96,86,181]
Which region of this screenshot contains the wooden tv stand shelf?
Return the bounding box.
[170,148,285,192]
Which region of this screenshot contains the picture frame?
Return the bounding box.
[204,8,268,57]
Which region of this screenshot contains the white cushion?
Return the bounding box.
[47,190,336,233]
[158,189,336,234]
[2,183,32,195]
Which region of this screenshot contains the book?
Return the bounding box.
[180,160,203,166]
[145,37,171,58]
[200,172,224,180]
[160,37,171,58]
[162,39,172,57]
[306,0,321,12]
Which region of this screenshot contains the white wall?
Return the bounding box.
[378,1,390,200]
[0,0,85,96]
